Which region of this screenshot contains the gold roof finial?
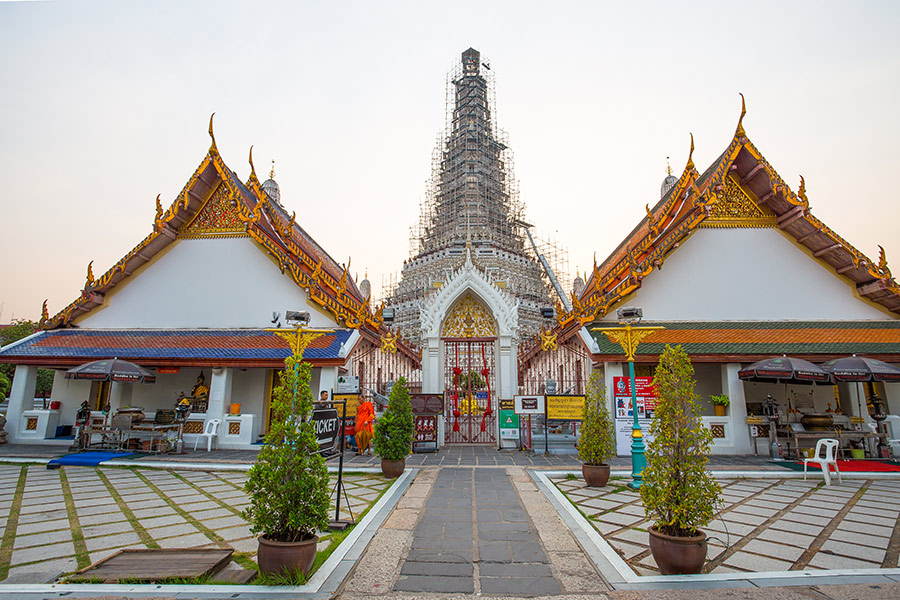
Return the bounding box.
[798,175,808,204]
[248,145,258,183]
[686,133,695,171]
[666,156,672,176]
[40,299,49,324]
[269,160,276,180]
[86,261,95,287]
[736,93,747,138]
[154,194,163,221]
[208,112,218,154]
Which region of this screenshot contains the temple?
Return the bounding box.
[0,118,420,447]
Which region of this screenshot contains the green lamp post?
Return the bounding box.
[592,307,663,490]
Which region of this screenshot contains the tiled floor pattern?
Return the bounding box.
[553,476,900,576]
[0,464,389,583]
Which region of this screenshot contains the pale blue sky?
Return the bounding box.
[1,0,898,321]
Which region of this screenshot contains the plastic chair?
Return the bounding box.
[193,419,220,452]
[803,438,841,486]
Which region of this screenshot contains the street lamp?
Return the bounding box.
[592,307,664,490]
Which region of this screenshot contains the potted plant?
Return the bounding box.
[373,376,414,477]
[640,345,721,575]
[578,371,616,487]
[710,393,729,417]
[243,354,330,577]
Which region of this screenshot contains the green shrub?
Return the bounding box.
[243,355,329,543]
[710,394,729,407]
[640,345,720,537]
[373,376,413,461]
[578,370,615,465]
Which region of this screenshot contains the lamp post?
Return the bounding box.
[592,307,663,490]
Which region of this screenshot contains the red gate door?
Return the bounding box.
[443,339,497,444]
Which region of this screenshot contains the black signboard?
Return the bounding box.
[411,394,444,415]
[499,398,514,411]
[313,407,341,451]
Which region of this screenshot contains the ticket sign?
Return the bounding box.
[333,394,359,418]
[514,395,545,415]
[546,395,586,421]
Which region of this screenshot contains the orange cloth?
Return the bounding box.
[355,400,375,454]
[356,400,375,434]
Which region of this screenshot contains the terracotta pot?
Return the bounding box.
[648,525,707,575]
[713,404,726,417]
[582,463,611,487]
[257,534,318,576]
[381,458,406,478]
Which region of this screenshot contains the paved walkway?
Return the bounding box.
[395,468,559,595]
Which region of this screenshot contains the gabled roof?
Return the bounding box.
[0,328,354,367]
[519,97,900,366]
[40,116,420,367]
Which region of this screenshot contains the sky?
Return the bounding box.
[1,0,898,323]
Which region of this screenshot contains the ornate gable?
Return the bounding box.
[441,293,498,338]
[703,177,777,228]
[180,183,246,237]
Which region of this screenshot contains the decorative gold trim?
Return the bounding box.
[441,293,497,338]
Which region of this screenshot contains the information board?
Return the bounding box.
[514,395,545,415]
[499,409,519,439]
[414,415,437,443]
[333,394,359,418]
[336,375,359,394]
[613,376,657,456]
[546,395,586,420]
[411,394,444,415]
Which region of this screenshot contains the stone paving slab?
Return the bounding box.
[553,474,900,577]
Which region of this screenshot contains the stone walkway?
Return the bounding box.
[0,463,389,584]
[395,468,559,595]
[553,474,900,575]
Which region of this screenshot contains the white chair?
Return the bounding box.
[193,419,220,452]
[803,438,841,486]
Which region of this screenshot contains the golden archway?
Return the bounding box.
[441,293,497,338]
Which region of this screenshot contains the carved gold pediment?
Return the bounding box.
[181,183,246,237]
[441,293,498,338]
[704,177,776,228]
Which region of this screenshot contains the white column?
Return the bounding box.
[208,368,233,423]
[423,337,441,394]
[6,365,37,443]
[318,366,338,399]
[498,335,515,400]
[724,363,752,454]
[108,382,132,413]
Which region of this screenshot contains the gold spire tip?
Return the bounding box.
[208,113,217,151]
[269,159,276,179]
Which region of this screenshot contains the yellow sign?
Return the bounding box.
[333,394,359,418]
[546,395,585,421]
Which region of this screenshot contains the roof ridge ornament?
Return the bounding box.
[85,261,95,288]
[154,194,163,223]
[208,113,218,155]
[686,133,695,171]
[248,145,258,184]
[40,300,49,326]
[269,160,276,180]
[736,93,747,138]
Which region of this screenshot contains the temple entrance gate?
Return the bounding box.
[443,338,497,443]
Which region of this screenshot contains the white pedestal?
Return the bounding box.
[19,410,61,440]
[221,414,258,448]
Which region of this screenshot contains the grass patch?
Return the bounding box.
[565,473,577,481]
[61,576,103,584]
[0,466,27,582]
[95,469,160,550]
[58,468,91,569]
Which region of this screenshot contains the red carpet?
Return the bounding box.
[798,460,900,472]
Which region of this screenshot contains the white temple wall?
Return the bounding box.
[599,228,888,321]
[78,237,337,329]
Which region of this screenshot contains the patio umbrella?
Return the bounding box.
[819,355,900,383]
[738,356,830,384]
[65,358,157,383]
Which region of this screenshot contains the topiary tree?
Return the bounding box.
[373,376,414,461]
[0,373,10,399]
[243,354,330,543]
[640,344,720,537]
[578,370,615,466]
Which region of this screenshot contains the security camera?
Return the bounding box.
[617,306,642,324]
[285,310,311,326]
